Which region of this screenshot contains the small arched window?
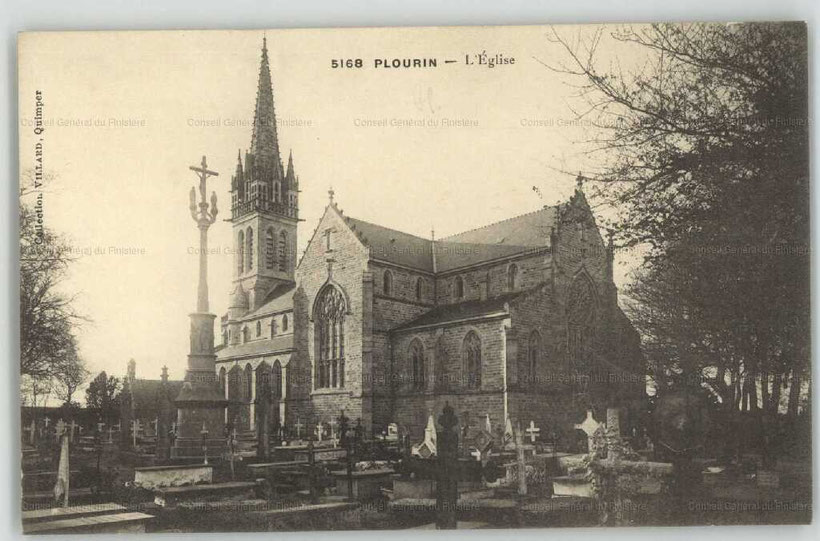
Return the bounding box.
[463,331,481,389]
[278,231,288,272]
[508,263,519,291]
[246,227,254,271]
[256,321,262,337]
[237,230,245,274]
[265,228,276,270]
[410,339,425,390]
[528,331,540,388]
[283,314,289,331]
[242,326,249,343]
[271,318,277,338]
[415,277,423,301]
[383,270,393,296]
[455,276,464,299]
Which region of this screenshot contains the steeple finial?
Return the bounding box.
[576,171,585,192]
[250,36,281,168]
[328,186,335,205]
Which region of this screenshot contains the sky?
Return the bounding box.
[18,26,645,399]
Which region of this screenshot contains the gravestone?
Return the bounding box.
[412,414,437,458]
[575,410,602,454]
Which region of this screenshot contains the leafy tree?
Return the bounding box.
[85,371,121,425]
[548,23,809,456]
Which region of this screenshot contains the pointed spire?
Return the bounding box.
[285,150,295,183]
[250,37,281,173]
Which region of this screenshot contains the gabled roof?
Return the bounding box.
[344,216,434,272]
[391,291,522,332]
[125,379,184,415]
[337,206,557,274]
[440,206,557,247]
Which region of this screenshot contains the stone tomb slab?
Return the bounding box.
[330,468,395,500]
[134,463,213,489]
[154,481,258,507]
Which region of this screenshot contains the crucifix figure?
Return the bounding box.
[188,156,219,313]
[526,420,541,444]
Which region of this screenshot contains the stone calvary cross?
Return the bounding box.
[575,410,602,453]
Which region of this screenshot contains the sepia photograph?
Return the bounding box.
[16,22,811,533]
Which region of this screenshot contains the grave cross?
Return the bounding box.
[316,422,323,443]
[329,417,338,447]
[44,417,50,429]
[526,420,541,444]
[294,417,303,440]
[108,425,114,444]
[575,409,601,454]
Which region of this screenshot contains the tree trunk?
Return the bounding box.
[787,368,801,418]
[770,372,782,415]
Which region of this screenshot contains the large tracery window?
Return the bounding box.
[567,274,596,385]
[237,230,245,274]
[410,339,425,390]
[463,331,482,389]
[315,286,346,389]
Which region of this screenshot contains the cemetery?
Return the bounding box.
[20,396,812,531]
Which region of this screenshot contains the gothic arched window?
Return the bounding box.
[315,286,346,389]
[256,321,262,337]
[219,367,227,398]
[271,318,277,338]
[416,277,423,301]
[383,270,393,296]
[246,227,254,271]
[265,228,276,270]
[455,276,464,299]
[242,326,249,343]
[567,274,596,379]
[283,314,289,332]
[272,360,283,400]
[528,331,541,388]
[508,263,519,291]
[237,230,245,274]
[278,231,288,272]
[410,339,425,390]
[434,336,448,391]
[244,364,253,401]
[463,331,481,389]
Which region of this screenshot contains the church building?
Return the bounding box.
[214,41,645,450]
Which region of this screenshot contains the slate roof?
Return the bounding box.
[245,283,296,318]
[125,379,184,417]
[392,291,522,332]
[216,334,294,361]
[341,206,556,273]
[440,207,557,247]
[345,216,434,272]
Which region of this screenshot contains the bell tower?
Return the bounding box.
[229,38,299,313]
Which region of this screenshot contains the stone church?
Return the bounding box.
[215,41,645,450]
